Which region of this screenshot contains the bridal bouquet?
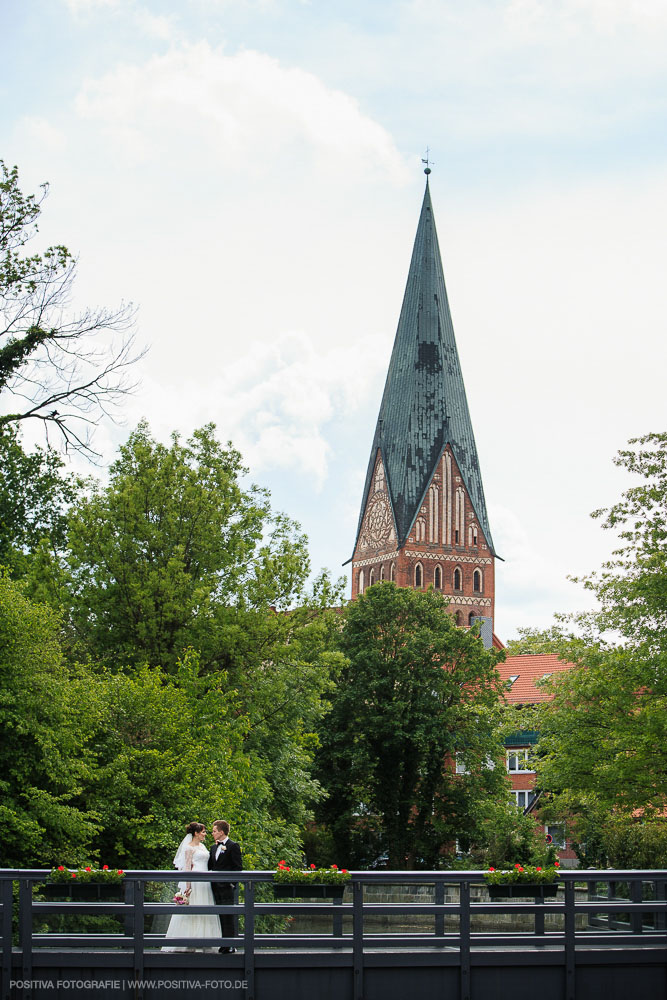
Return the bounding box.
[173,891,189,905]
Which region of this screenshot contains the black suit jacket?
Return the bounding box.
[208,838,242,896]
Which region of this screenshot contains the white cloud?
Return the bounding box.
[74,42,407,180]
[17,117,67,153]
[65,0,121,12]
[123,329,388,489]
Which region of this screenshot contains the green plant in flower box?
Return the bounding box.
[483,862,560,886]
[273,861,351,885]
[48,864,125,884]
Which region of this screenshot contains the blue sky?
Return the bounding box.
[2,0,667,639]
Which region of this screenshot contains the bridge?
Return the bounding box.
[2,869,666,1000]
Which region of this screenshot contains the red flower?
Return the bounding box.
[514,864,522,869]
[554,861,560,867]
[310,864,316,870]
[117,870,124,875]
[57,866,65,872]
[342,869,348,874]
[331,865,338,870]
[536,867,542,871]
[488,867,495,872]
[84,866,92,872]
[71,873,77,879]
[102,865,109,871]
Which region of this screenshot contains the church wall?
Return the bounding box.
[351,445,495,624]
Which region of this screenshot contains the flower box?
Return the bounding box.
[273,883,345,899]
[41,882,124,902]
[488,883,559,899]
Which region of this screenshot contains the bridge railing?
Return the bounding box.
[2,869,666,999]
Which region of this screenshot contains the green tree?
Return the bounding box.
[526,434,667,832]
[70,651,294,870]
[0,160,139,455]
[66,420,313,669]
[64,420,345,845]
[0,573,96,867]
[316,583,508,868]
[0,425,78,578]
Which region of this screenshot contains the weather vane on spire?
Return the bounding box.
[421,147,433,175]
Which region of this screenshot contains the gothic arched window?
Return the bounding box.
[380,564,385,581]
[358,569,365,593]
[415,563,423,588]
[434,565,442,589]
[473,569,482,594]
[469,612,476,627]
[369,569,375,587]
[453,567,462,591]
[390,562,396,582]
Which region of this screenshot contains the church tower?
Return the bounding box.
[349,174,496,636]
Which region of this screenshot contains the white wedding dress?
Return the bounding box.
[162,843,220,952]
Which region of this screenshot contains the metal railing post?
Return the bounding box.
[132,878,144,1000]
[460,881,471,1000]
[19,879,32,999]
[1,878,13,1000]
[353,879,364,1000]
[434,878,444,941]
[656,877,666,931]
[564,879,575,1000]
[243,880,255,1000]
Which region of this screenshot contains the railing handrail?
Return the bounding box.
[3,867,667,880]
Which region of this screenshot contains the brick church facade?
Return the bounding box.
[348,173,576,862]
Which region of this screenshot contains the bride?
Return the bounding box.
[163,822,220,952]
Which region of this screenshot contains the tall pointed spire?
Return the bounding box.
[353,180,494,555]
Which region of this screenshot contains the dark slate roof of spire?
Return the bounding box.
[353,180,496,556]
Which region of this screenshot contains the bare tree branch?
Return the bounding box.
[0,160,146,456]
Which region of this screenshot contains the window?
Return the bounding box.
[454,611,461,625]
[415,563,423,588]
[506,749,534,773]
[468,612,476,627]
[453,567,462,591]
[415,517,426,542]
[390,562,396,582]
[512,790,537,810]
[358,569,365,593]
[508,674,519,686]
[369,569,375,587]
[380,564,385,581]
[469,525,478,547]
[547,824,566,849]
[434,565,442,589]
[455,754,468,774]
[473,569,482,593]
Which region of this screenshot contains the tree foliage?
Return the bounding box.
[0,160,140,454]
[316,583,508,868]
[0,425,78,578]
[522,435,667,839]
[0,573,96,867]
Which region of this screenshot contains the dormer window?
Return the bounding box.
[508,675,519,686]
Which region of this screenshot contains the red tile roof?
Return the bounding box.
[498,653,574,703]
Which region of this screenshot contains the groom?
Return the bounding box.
[208,819,243,953]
